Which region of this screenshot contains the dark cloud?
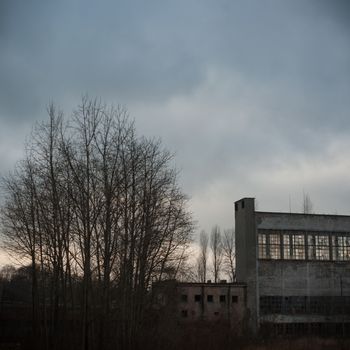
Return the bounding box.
[1,0,350,234]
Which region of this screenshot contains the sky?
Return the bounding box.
[1,0,350,261]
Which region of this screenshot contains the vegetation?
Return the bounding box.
[0,97,194,350]
[196,226,235,283]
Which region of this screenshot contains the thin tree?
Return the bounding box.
[210,225,223,283]
[196,230,209,282]
[302,191,313,214]
[222,229,235,282]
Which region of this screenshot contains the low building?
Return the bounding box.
[152,280,246,332]
[235,197,350,336]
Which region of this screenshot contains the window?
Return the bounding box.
[207,295,213,302]
[232,296,238,303]
[292,235,305,259]
[220,295,226,303]
[283,234,305,260]
[194,294,201,302]
[214,311,219,316]
[315,235,329,260]
[308,235,316,259]
[260,231,349,261]
[181,310,188,318]
[269,234,281,259]
[332,236,350,261]
[309,234,330,260]
[258,231,282,259]
[181,294,188,302]
[258,233,267,259]
[260,296,282,314]
[260,296,350,316]
[283,235,291,259]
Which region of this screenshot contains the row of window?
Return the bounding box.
[260,295,350,315]
[261,322,350,336]
[181,310,222,318]
[258,231,350,261]
[180,294,238,304]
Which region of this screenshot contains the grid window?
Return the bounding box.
[269,234,281,259]
[207,295,213,302]
[220,295,226,303]
[315,235,329,260]
[181,310,188,318]
[232,296,238,303]
[332,236,350,261]
[258,233,267,259]
[292,235,305,259]
[283,234,305,260]
[283,235,291,259]
[308,235,316,260]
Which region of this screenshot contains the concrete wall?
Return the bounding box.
[255,211,350,327]
[258,260,350,297]
[258,260,350,324]
[256,211,350,232]
[235,199,350,334]
[177,283,246,326]
[235,198,258,333]
[152,281,246,333]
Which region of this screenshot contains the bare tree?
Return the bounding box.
[1,156,43,344]
[210,225,223,283]
[222,229,235,282]
[1,96,194,350]
[302,191,313,214]
[196,230,209,282]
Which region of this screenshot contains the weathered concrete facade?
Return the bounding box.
[153,280,246,332]
[235,197,350,335]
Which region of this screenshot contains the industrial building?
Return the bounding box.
[152,280,246,331]
[235,197,350,336]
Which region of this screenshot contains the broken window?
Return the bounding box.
[260,296,350,316]
[194,294,201,302]
[308,234,330,260]
[283,296,307,314]
[260,296,282,314]
[219,295,226,303]
[308,235,316,259]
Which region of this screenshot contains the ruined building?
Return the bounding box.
[152,280,246,333]
[153,197,350,336]
[235,197,350,335]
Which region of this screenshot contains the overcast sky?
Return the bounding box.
[1,0,350,252]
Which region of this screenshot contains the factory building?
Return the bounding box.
[235,197,350,336]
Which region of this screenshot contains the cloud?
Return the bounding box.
[0,0,350,245]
